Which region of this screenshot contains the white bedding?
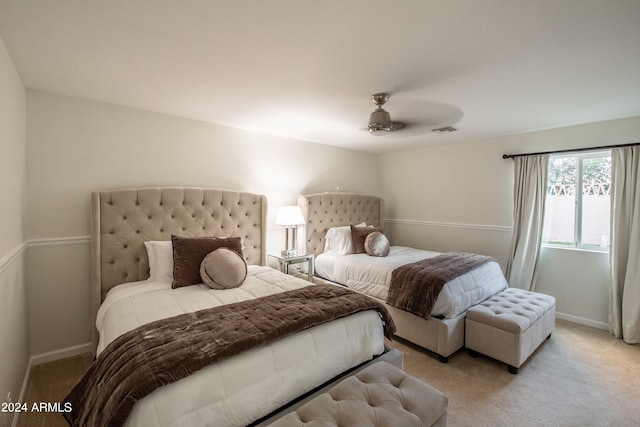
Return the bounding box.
[96,265,385,427]
[315,246,508,318]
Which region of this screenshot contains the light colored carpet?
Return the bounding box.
[17,319,639,427]
[390,319,640,427]
[18,352,93,427]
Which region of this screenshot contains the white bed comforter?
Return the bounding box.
[315,246,508,318]
[96,265,385,427]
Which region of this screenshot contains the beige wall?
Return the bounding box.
[23,88,640,354]
[10,63,639,358]
[0,41,25,254]
[25,90,381,354]
[0,36,28,425]
[380,116,640,327]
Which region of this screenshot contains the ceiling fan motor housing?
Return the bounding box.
[368,92,404,134]
[368,108,393,134]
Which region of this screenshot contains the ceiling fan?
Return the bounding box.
[366,92,461,136]
[367,92,404,135]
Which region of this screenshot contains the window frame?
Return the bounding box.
[543,150,611,253]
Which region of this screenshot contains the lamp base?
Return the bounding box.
[281,249,299,258]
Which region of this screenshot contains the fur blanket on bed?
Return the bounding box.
[387,252,495,320]
[63,284,395,427]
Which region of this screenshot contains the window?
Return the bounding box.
[542,151,611,251]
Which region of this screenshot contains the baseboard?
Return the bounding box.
[556,312,608,331]
[30,342,93,366]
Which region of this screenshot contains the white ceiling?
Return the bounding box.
[1,1,639,154]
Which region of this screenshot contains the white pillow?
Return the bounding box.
[324,222,366,255]
[144,240,173,282]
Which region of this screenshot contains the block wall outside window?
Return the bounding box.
[542,151,611,251]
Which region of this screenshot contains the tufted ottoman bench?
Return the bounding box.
[465,288,556,374]
[266,361,448,427]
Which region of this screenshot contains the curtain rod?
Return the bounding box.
[502,141,640,159]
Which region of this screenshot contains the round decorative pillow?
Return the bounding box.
[199,247,247,289]
[364,231,390,257]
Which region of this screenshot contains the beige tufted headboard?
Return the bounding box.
[90,187,267,353]
[298,193,384,257]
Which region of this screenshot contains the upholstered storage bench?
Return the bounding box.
[465,288,556,374]
[263,361,448,427]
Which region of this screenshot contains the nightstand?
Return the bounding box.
[268,253,315,282]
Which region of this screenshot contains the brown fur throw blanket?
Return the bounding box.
[64,284,395,427]
[387,252,495,320]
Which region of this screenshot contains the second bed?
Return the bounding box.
[299,192,508,361]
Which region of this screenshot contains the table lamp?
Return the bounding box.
[275,206,305,257]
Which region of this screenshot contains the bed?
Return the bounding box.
[298,192,508,362]
[66,187,396,427]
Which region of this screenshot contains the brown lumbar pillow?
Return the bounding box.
[364,231,390,257]
[350,225,382,254]
[199,247,247,289]
[171,235,243,288]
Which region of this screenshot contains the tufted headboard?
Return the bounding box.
[90,187,267,352]
[298,193,384,257]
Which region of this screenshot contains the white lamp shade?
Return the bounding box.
[275,206,305,226]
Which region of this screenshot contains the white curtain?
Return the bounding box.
[506,154,549,290]
[609,146,640,344]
